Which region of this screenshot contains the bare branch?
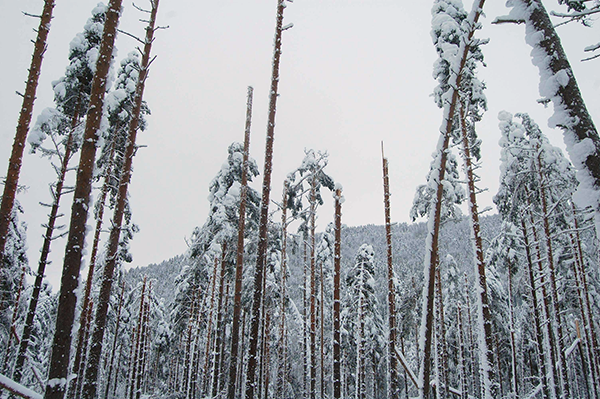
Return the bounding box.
[132,2,151,13]
[117,29,144,44]
[22,12,42,18]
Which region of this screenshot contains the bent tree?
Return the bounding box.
[416,0,488,397]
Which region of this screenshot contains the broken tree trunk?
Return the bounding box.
[228,86,254,399]
[417,2,487,396]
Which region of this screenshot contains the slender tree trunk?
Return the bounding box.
[128,277,147,399]
[183,291,198,399]
[434,268,448,398]
[526,194,560,399]
[309,175,317,399]
[333,188,342,399]
[506,259,519,397]
[14,102,80,383]
[320,259,325,399]
[81,3,159,397]
[211,246,228,397]
[44,2,122,397]
[245,1,288,397]
[381,144,399,398]
[521,219,552,399]
[202,258,219,395]
[212,249,228,398]
[0,0,55,267]
[458,105,497,398]
[534,150,570,397]
[228,85,254,399]
[70,133,116,399]
[418,2,486,396]
[237,312,247,397]
[457,305,468,399]
[276,181,289,399]
[3,266,26,372]
[103,278,125,399]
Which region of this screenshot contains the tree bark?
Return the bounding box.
[228,86,254,399]
[80,2,159,397]
[458,105,497,398]
[244,1,287,398]
[381,144,399,398]
[44,1,122,397]
[522,214,555,399]
[333,188,342,399]
[309,175,317,399]
[0,0,55,268]
[103,278,125,399]
[212,247,228,398]
[276,181,289,399]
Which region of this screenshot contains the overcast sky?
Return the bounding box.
[1,0,599,290]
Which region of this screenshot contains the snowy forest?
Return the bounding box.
[0,0,599,398]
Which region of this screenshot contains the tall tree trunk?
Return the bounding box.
[0,0,55,267]
[332,188,342,399]
[70,134,116,399]
[516,0,600,233]
[228,85,254,399]
[533,148,570,397]
[128,277,147,399]
[202,258,219,395]
[417,2,486,397]
[44,1,122,397]
[70,133,117,398]
[103,278,125,399]
[320,259,325,399]
[458,105,497,398]
[212,248,228,398]
[309,175,317,399]
[381,144,399,398]
[506,258,519,397]
[457,305,468,399]
[521,218,553,399]
[81,3,159,397]
[14,102,80,383]
[434,268,448,398]
[244,0,288,397]
[276,181,289,399]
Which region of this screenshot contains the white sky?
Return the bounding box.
[1,0,599,291]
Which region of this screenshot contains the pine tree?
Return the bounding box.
[44,0,122,396]
[82,2,160,396]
